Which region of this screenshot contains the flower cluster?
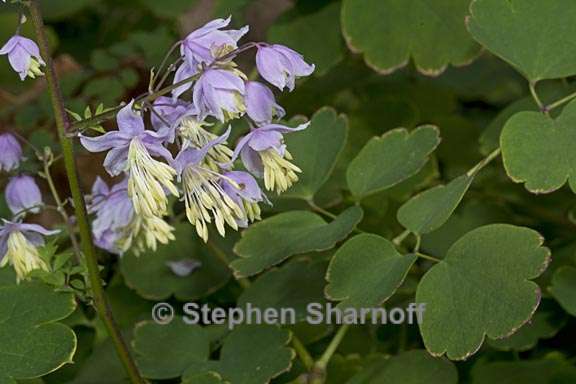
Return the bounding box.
[82,16,314,254]
[0,133,58,281]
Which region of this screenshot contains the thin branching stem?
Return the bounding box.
[27,2,146,383]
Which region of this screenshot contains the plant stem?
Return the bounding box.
[415,252,441,263]
[291,334,315,371]
[392,229,410,246]
[27,3,145,383]
[466,148,501,177]
[529,81,549,115]
[310,324,351,383]
[546,90,576,111]
[42,153,82,261]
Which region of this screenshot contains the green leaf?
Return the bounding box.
[487,303,565,351]
[268,1,344,75]
[397,175,474,235]
[471,359,576,384]
[416,224,550,360]
[182,325,294,384]
[342,0,480,75]
[549,266,576,316]
[0,283,77,383]
[121,224,230,300]
[183,371,224,384]
[40,0,95,21]
[238,259,327,321]
[282,107,348,200]
[326,234,417,309]
[232,206,363,278]
[500,99,576,194]
[347,125,441,199]
[346,350,458,384]
[133,319,210,379]
[467,0,576,82]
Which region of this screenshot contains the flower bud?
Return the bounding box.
[5,175,42,216]
[0,133,22,171]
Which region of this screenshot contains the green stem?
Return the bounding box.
[392,229,410,246]
[466,148,501,177]
[28,3,145,383]
[415,252,441,263]
[529,81,548,115]
[310,324,351,383]
[546,90,576,111]
[291,334,315,371]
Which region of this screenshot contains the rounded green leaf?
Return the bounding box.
[121,224,231,300]
[232,206,363,278]
[268,2,345,75]
[238,259,327,321]
[282,107,348,200]
[342,0,480,75]
[0,283,77,383]
[346,350,458,384]
[500,99,576,194]
[182,325,294,384]
[347,125,441,199]
[326,234,417,309]
[549,266,576,316]
[416,224,550,360]
[133,319,210,379]
[467,0,576,82]
[398,175,474,235]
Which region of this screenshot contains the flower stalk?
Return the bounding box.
[27,2,145,383]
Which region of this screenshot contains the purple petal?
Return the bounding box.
[5,175,42,215]
[80,131,130,153]
[117,100,145,135]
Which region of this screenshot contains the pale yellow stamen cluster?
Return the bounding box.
[0,231,49,281]
[119,215,176,255]
[179,118,233,170]
[27,58,45,79]
[260,148,301,193]
[127,139,179,217]
[182,166,244,241]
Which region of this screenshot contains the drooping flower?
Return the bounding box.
[171,61,199,99]
[181,16,249,69]
[150,97,190,143]
[230,122,309,193]
[220,171,266,225]
[0,220,58,281]
[256,44,314,91]
[245,81,285,125]
[178,116,233,170]
[192,68,246,122]
[87,177,174,255]
[5,175,42,216]
[175,128,244,241]
[80,101,179,217]
[0,35,45,80]
[0,133,23,171]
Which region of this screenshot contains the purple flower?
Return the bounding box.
[181,17,249,68]
[193,68,246,122]
[80,101,173,176]
[5,175,42,216]
[0,219,58,280]
[245,81,285,125]
[150,96,191,142]
[0,35,45,81]
[171,61,199,99]
[256,44,314,91]
[220,170,266,225]
[80,101,178,217]
[88,177,134,254]
[175,128,245,241]
[0,133,23,171]
[230,122,309,193]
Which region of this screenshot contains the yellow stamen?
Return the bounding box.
[1,231,49,281]
[260,149,301,194]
